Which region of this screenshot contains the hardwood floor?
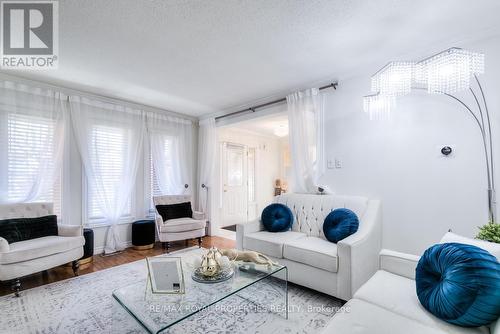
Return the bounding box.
[0,236,235,297]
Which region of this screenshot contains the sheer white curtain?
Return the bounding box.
[0,81,66,207]
[287,88,325,193]
[146,112,193,195]
[69,96,145,254]
[197,117,217,213]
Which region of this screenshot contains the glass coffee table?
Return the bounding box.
[112,261,288,333]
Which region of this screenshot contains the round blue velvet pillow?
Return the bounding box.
[261,203,293,232]
[416,243,500,327]
[323,208,359,243]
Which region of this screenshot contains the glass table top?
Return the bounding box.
[112,259,287,334]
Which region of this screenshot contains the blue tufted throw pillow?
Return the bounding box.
[261,203,294,232]
[416,243,500,327]
[323,208,359,243]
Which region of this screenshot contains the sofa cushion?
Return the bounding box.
[159,218,206,233]
[326,298,451,334]
[354,270,488,334]
[273,193,368,238]
[261,203,293,232]
[323,208,359,243]
[0,235,85,265]
[156,202,193,222]
[0,215,58,243]
[283,236,338,272]
[243,231,305,258]
[416,243,500,327]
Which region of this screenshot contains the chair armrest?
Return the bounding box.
[57,224,83,237]
[0,237,9,253]
[379,249,420,280]
[337,199,382,300]
[193,211,206,220]
[236,219,264,250]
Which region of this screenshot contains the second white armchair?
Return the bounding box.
[153,195,207,252]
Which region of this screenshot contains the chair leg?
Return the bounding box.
[185,240,188,247]
[197,237,202,248]
[165,242,170,253]
[72,260,80,276]
[12,278,21,297]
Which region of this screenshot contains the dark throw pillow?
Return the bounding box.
[156,202,193,222]
[323,208,359,243]
[0,215,58,243]
[261,203,294,232]
[416,242,500,327]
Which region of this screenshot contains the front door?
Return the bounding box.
[221,142,248,227]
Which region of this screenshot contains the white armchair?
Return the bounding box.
[236,193,382,300]
[153,195,207,253]
[0,203,84,296]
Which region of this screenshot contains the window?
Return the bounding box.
[4,113,61,212]
[247,147,256,203]
[148,136,175,213]
[150,137,173,198]
[87,124,131,220]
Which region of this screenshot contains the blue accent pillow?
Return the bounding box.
[416,243,500,327]
[261,203,293,232]
[323,208,359,243]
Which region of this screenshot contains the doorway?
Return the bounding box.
[214,112,290,238]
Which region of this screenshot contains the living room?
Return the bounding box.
[0,1,499,333]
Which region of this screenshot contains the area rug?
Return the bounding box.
[0,248,343,334]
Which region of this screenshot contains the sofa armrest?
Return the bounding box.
[0,237,9,253]
[491,320,499,334]
[236,219,264,250]
[379,249,420,280]
[57,224,83,237]
[337,199,382,300]
[193,211,206,220]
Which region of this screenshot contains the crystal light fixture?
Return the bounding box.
[371,61,414,97]
[363,94,395,120]
[415,47,484,94]
[362,47,495,223]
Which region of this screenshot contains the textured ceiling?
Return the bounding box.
[3,0,500,117]
[231,113,289,137]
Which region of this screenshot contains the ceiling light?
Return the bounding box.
[274,124,288,137]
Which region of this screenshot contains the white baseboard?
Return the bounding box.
[93,240,133,255]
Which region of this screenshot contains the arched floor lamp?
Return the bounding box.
[363,48,495,223]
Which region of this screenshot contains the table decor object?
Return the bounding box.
[191,247,234,283]
[146,256,185,294]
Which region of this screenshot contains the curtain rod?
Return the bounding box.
[215,82,338,121]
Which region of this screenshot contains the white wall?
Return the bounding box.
[320,35,500,254]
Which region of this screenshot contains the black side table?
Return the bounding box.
[132,220,155,250]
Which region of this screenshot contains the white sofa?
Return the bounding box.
[236,193,382,300]
[0,203,84,296]
[324,233,500,334]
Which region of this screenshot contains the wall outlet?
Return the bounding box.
[327,159,335,169]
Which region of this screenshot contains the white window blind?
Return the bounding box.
[88,124,131,219]
[6,113,61,212]
[149,137,173,210]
